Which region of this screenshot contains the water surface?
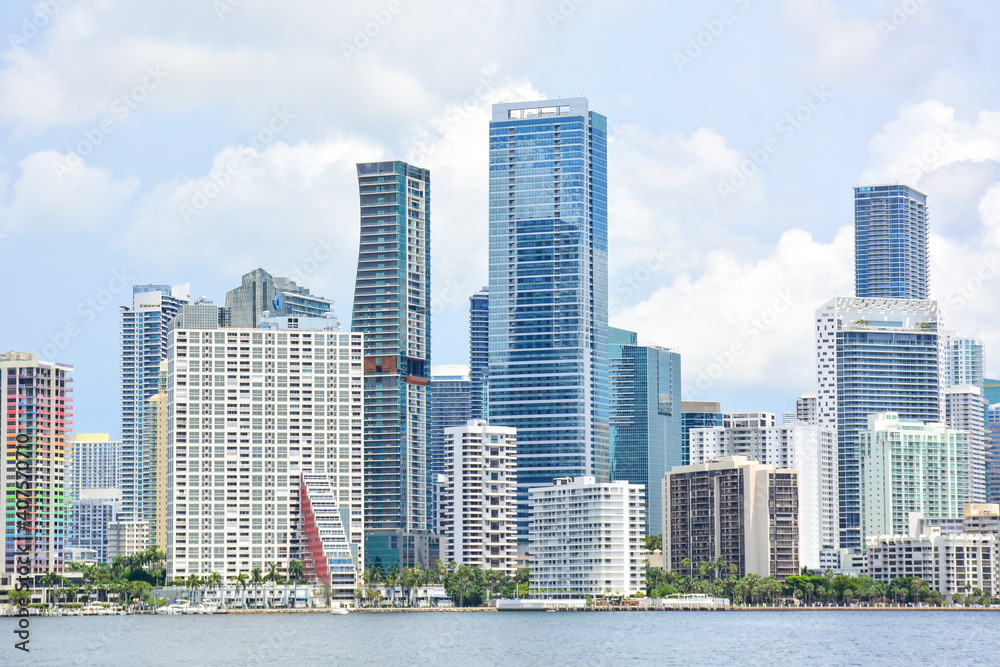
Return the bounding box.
[16,610,1000,665]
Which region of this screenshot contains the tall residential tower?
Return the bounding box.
[854,184,928,299]
[488,98,610,536]
[120,284,189,527]
[815,298,943,550]
[469,287,489,421]
[2,352,74,576]
[352,160,434,567]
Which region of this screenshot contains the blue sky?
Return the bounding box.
[1,0,999,435]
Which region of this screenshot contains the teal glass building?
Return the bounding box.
[608,327,681,534]
[352,160,436,567]
[488,98,610,536]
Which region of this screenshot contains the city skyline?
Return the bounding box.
[3,1,1000,435]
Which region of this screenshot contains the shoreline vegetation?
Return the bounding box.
[9,547,995,614]
[6,605,1000,616]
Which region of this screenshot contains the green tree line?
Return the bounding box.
[359,562,530,608]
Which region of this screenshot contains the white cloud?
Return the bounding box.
[0,0,559,135]
[616,226,853,400]
[609,124,767,262]
[860,101,1000,188]
[779,0,971,93]
[1,149,138,231]
[114,136,381,306]
[780,0,882,83]
[861,100,1000,377]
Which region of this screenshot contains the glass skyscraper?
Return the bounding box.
[816,298,943,551]
[428,368,474,482]
[469,287,489,420]
[488,98,610,536]
[226,268,333,328]
[120,283,189,524]
[352,160,435,567]
[608,327,681,534]
[854,184,928,299]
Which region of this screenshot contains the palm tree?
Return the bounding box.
[250,568,264,606]
[449,565,474,608]
[384,566,401,606]
[681,557,692,579]
[185,575,203,601]
[403,565,425,607]
[234,573,250,608]
[288,560,305,583]
[207,572,224,604]
[712,555,729,581]
[39,572,64,608]
[266,562,282,586]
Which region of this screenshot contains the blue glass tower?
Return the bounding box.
[120,284,188,524]
[816,298,943,551]
[352,160,435,568]
[488,98,610,537]
[428,369,474,480]
[608,327,681,534]
[854,185,928,299]
[469,288,489,420]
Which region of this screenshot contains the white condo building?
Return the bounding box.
[796,391,819,425]
[69,433,121,491]
[688,412,837,570]
[943,332,985,389]
[945,385,988,503]
[867,525,995,600]
[861,413,967,541]
[529,477,645,597]
[108,520,149,561]
[165,324,365,583]
[438,420,517,574]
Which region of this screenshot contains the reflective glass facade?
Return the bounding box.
[816,298,943,551]
[608,327,681,534]
[352,161,433,566]
[986,379,1000,406]
[469,287,489,420]
[488,98,610,536]
[226,268,332,328]
[428,373,474,480]
[854,185,928,299]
